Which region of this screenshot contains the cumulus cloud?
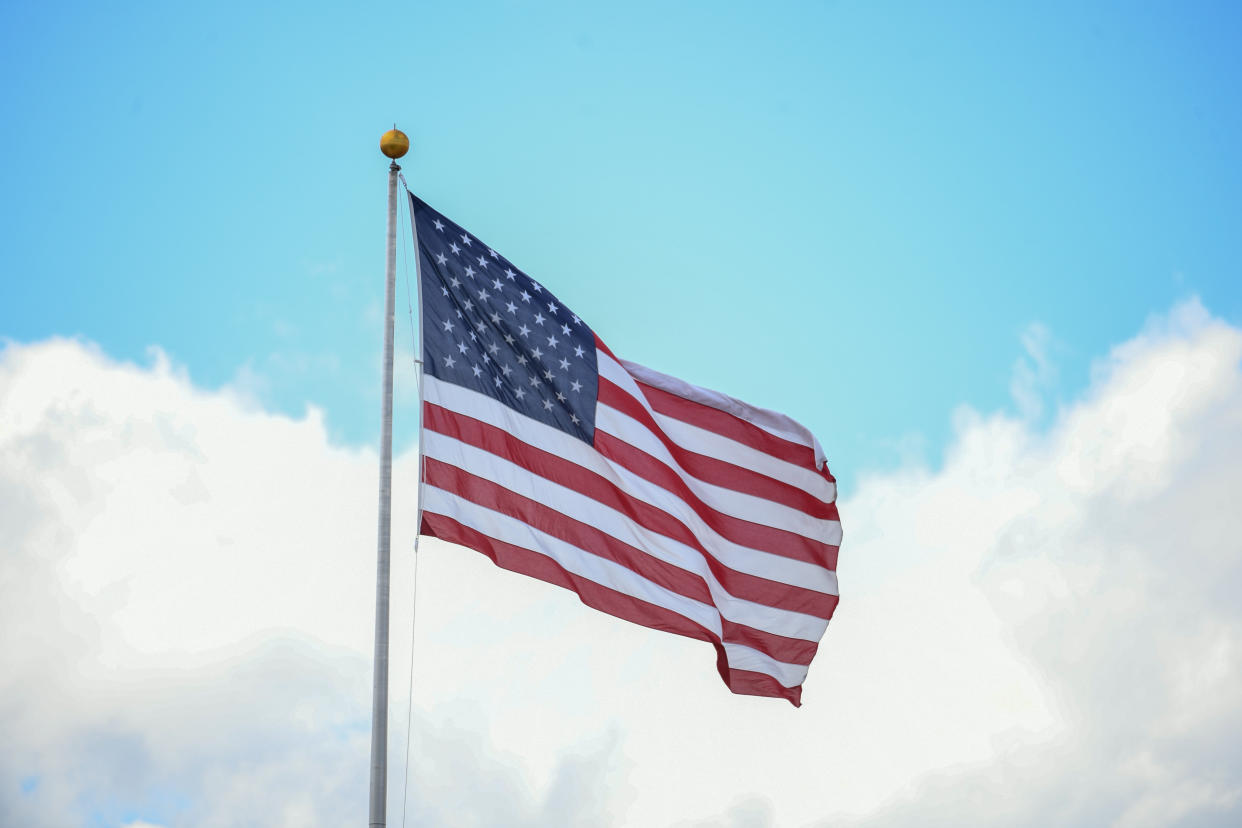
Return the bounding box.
[0,340,621,827]
[825,300,1242,828]
[2,298,1241,827]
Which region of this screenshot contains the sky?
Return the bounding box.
[2,2,1242,826]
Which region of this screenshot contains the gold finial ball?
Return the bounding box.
[380,128,409,159]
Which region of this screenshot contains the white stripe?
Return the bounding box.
[722,642,809,688]
[599,357,837,504]
[618,356,827,471]
[422,485,808,687]
[598,401,841,544]
[424,429,830,640]
[424,375,839,594]
[656,411,837,504]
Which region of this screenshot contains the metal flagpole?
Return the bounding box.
[369,126,409,828]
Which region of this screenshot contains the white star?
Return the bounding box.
[547,302,558,314]
[488,342,500,355]
[477,289,490,301]
[570,379,582,392]
[518,324,531,338]
[529,376,540,387]
[463,299,474,312]
[460,233,472,246]
[443,355,456,368]
[482,352,490,363]
[475,321,486,332]
[572,315,581,325]
[488,248,498,259]
[533,312,546,326]
[546,335,559,348]
[441,320,454,333]
[504,333,516,345]
[449,242,460,255]
[494,376,502,388]
[433,219,445,231]
[456,309,463,319]
[543,369,554,381]
[517,355,528,366]
[570,413,579,425]
[501,364,513,377]
[531,347,544,360]
[477,255,488,268]
[504,268,516,280]
[492,278,503,290]
[435,252,448,265]
[440,286,448,296]
[464,266,475,278]
[450,276,461,289]
[531,282,542,293]
[519,290,531,303]
[490,312,501,324]
[457,342,468,355]
[471,364,482,377]
[469,331,477,342]
[561,324,571,335]
[556,391,566,403]
[559,358,570,371]
[542,399,553,410]
[515,388,526,400]
[573,345,585,358]
[506,302,518,314]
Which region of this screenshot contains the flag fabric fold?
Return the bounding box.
[409,192,840,705]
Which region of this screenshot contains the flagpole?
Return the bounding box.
[369,126,409,828]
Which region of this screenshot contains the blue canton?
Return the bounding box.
[410,194,599,443]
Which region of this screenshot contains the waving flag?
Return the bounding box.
[410,193,840,705]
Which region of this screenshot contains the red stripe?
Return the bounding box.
[721,619,820,666]
[595,431,840,570]
[424,457,711,607]
[639,377,818,465]
[594,336,622,362]
[597,333,824,480]
[420,511,803,705]
[425,402,838,616]
[599,377,838,520]
[424,456,824,665]
[633,378,823,470]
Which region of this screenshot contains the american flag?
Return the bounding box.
[410,193,840,705]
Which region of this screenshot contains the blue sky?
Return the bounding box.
[4,3,1242,827]
[5,1,1239,487]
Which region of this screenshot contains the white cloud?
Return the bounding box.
[823,299,1242,827]
[2,298,1241,826]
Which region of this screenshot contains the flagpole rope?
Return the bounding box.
[398,182,424,828]
[400,535,420,828]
